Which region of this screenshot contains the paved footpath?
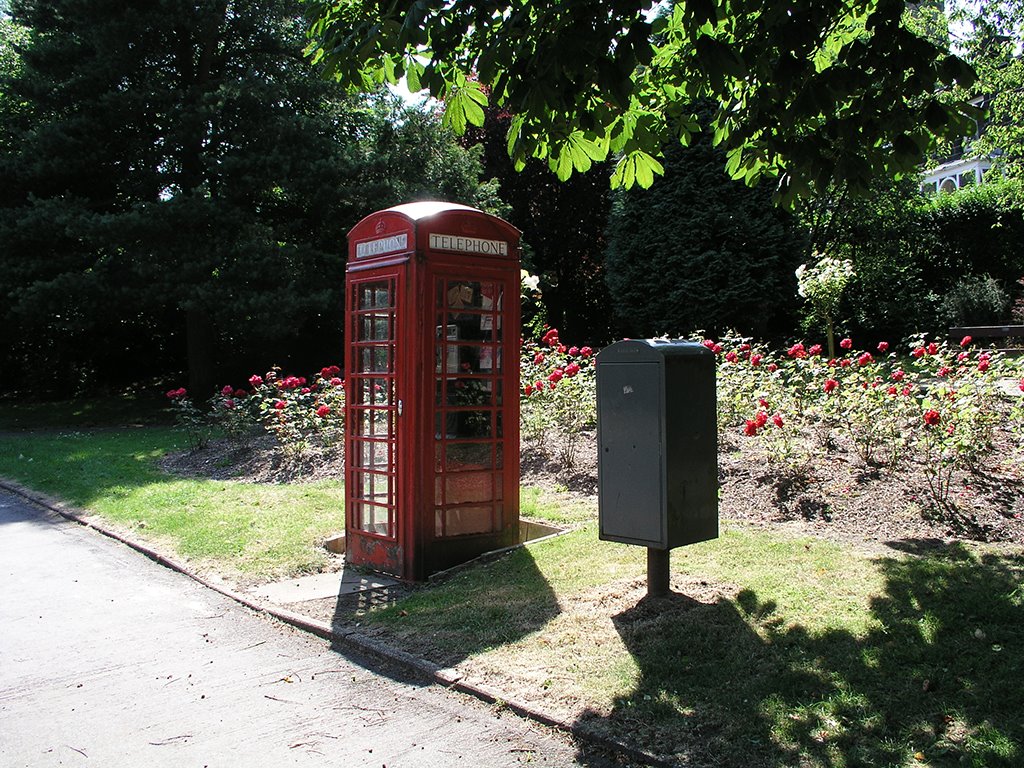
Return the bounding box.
[0,492,619,768]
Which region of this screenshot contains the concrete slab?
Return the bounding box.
[249,565,399,604]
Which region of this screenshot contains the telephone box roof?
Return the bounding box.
[385,201,478,221]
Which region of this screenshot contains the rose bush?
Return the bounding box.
[520,327,596,470]
[167,365,346,456]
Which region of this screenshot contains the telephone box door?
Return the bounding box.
[423,267,519,575]
[345,271,405,575]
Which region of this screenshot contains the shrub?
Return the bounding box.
[937,274,1011,327]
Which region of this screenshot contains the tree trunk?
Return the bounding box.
[186,306,217,398]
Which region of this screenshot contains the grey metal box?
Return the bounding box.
[597,340,718,549]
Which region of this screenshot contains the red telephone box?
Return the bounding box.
[344,202,522,580]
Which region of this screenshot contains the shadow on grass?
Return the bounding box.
[332,546,562,669]
[574,541,1024,767]
[0,428,184,518]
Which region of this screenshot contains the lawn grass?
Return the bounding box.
[2,417,1021,766]
[0,427,345,580]
[369,519,1024,768]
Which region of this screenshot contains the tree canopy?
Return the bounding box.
[0,0,498,395]
[307,0,981,205]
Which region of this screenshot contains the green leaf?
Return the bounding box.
[610,151,663,189]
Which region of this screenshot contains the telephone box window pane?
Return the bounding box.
[452,411,491,439]
[357,502,391,536]
[496,412,503,438]
[435,508,444,537]
[445,442,492,471]
[455,345,485,372]
[495,443,503,469]
[493,380,503,406]
[356,472,390,504]
[357,409,391,437]
[356,441,390,471]
[446,281,500,311]
[436,411,490,439]
[446,378,490,407]
[356,378,391,405]
[445,505,494,536]
[359,346,390,373]
[446,473,492,505]
[478,346,496,372]
[358,283,393,310]
[446,313,494,342]
[494,475,504,501]
[359,314,391,341]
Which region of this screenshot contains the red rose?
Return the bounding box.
[274,400,286,410]
[840,338,852,350]
[534,380,544,391]
[316,405,331,417]
[938,366,952,377]
[743,420,759,436]
[565,363,581,377]
[857,352,873,366]
[220,384,233,396]
[887,385,897,395]
[1018,378,1024,392]
[533,352,545,365]
[234,389,247,398]
[912,347,925,358]
[758,398,769,409]
[750,354,763,367]
[557,344,566,353]
[840,359,851,368]
[224,399,235,409]
[701,339,716,350]
[580,346,593,357]
[754,411,768,428]
[892,369,905,381]
[808,344,823,356]
[978,359,990,372]
[824,378,839,393]
[739,343,751,352]
[330,377,343,387]
[712,343,723,354]
[787,343,806,359]
[767,363,779,372]
[901,386,912,397]
[725,351,738,363]
[927,343,939,355]
[772,413,784,428]
[877,341,889,353]
[568,346,580,356]
[960,336,972,347]
[957,352,968,362]
[923,409,940,426]
[524,384,534,396]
